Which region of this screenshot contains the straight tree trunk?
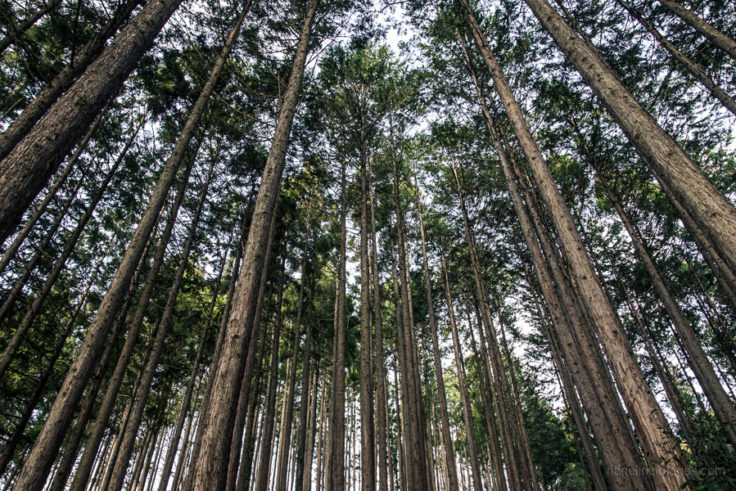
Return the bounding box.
[189,3,319,487]
[358,113,375,491]
[369,172,390,491]
[411,177,459,491]
[616,0,736,116]
[0,0,141,163]
[520,0,736,276]
[458,2,687,486]
[294,274,315,491]
[440,253,483,491]
[326,157,348,491]
[301,365,319,491]
[275,226,311,491]
[254,277,286,491]
[661,0,736,60]
[0,0,181,242]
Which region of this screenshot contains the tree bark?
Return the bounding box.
[189,2,319,486]
[458,1,687,486]
[0,0,180,242]
[326,156,348,491]
[661,0,736,60]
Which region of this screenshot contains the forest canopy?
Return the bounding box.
[0,0,735,489]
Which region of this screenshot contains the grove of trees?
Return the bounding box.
[0,0,735,489]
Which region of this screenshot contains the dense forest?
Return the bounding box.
[0,0,735,489]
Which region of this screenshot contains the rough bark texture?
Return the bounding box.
[189,2,319,486]
[0,0,179,243]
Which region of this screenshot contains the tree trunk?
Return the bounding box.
[661,0,736,60]
[254,274,286,491]
[369,171,390,491]
[458,1,687,486]
[521,0,736,276]
[326,156,348,491]
[301,364,319,491]
[358,107,375,491]
[616,0,736,116]
[0,0,63,53]
[0,0,141,163]
[411,176,459,491]
[189,2,319,486]
[0,0,180,242]
[275,226,310,491]
[294,270,316,491]
[440,252,483,491]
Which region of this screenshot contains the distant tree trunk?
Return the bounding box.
[326,157,348,491]
[369,171,390,491]
[440,252,483,491]
[390,245,409,491]
[0,114,142,378]
[660,0,736,60]
[301,365,319,491]
[616,0,736,116]
[0,0,141,163]
[0,0,63,53]
[0,0,181,242]
[189,3,319,487]
[521,0,736,278]
[69,144,198,491]
[458,1,687,486]
[276,226,310,491]
[294,272,315,491]
[600,176,736,446]
[358,105,376,491]
[254,273,286,491]
[411,176,459,491]
[389,130,429,491]
[0,108,104,278]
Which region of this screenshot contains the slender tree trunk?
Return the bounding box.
[326,157,348,491]
[295,273,315,491]
[0,0,63,53]
[369,171,390,491]
[411,176,459,491]
[358,109,376,491]
[276,226,310,491]
[157,243,231,491]
[440,253,483,491]
[660,0,736,60]
[520,0,736,276]
[254,275,286,491]
[0,0,181,242]
[0,0,141,163]
[302,365,319,491]
[616,0,736,116]
[189,3,319,487]
[458,2,686,486]
[389,130,429,491]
